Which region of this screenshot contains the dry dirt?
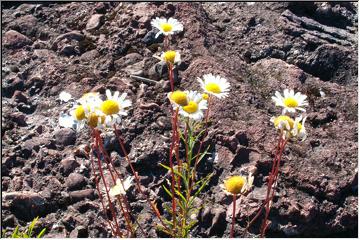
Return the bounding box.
[1,2,358,238]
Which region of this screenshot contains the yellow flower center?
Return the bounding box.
[74,105,85,120]
[284,97,299,108]
[101,100,120,115]
[170,91,188,106]
[183,101,198,114]
[88,113,105,128]
[273,115,294,129]
[202,93,209,100]
[164,50,177,64]
[160,23,173,32]
[297,122,303,131]
[224,176,246,195]
[205,83,221,94]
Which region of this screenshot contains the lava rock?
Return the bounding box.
[2,191,48,221]
[61,157,80,176]
[9,112,27,126]
[2,77,25,98]
[304,44,353,83]
[54,128,76,146]
[52,31,84,50]
[124,60,145,76]
[70,225,88,238]
[86,14,104,31]
[59,44,77,56]
[2,214,16,228]
[115,52,143,68]
[69,189,95,203]
[94,2,108,14]
[3,30,32,49]
[12,90,28,103]
[148,62,169,81]
[65,173,86,191]
[142,29,163,45]
[7,14,38,37]
[208,207,227,236]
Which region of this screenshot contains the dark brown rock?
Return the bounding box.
[60,157,80,176]
[54,128,76,146]
[2,191,48,221]
[70,225,88,238]
[12,90,28,103]
[65,173,86,191]
[69,189,95,203]
[3,30,32,48]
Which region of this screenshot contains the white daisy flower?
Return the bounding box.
[178,90,208,121]
[271,115,307,141]
[272,89,308,114]
[151,17,183,38]
[59,91,72,102]
[292,116,307,141]
[109,176,134,197]
[155,50,181,65]
[100,89,132,127]
[70,92,104,130]
[197,74,230,99]
[167,90,188,107]
[220,174,254,196]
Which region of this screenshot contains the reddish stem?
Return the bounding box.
[164,35,170,51]
[231,194,237,238]
[89,136,118,236]
[93,129,123,237]
[96,134,140,236]
[95,130,135,235]
[168,114,177,232]
[244,136,286,234]
[168,63,174,93]
[113,125,170,233]
[94,131,122,236]
[173,109,183,197]
[261,138,287,237]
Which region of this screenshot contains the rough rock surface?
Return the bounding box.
[1,2,357,238]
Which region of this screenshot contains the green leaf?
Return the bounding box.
[11,226,19,238]
[163,218,175,227]
[192,145,210,162]
[156,224,174,237]
[159,164,183,179]
[36,228,46,238]
[163,203,174,216]
[162,184,174,199]
[174,189,187,206]
[160,163,189,188]
[176,198,186,212]
[27,216,38,237]
[189,174,213,206]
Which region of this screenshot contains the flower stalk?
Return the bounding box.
[260,136,287,237]
[113,125,171,233]
[231,194,237,238]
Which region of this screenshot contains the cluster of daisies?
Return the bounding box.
[168,74,230,121]
[59,90,132,130]
[151,17,231,121]
[271,89,308,141]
